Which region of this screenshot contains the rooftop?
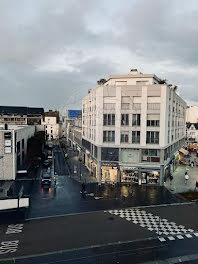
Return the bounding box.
[0,106,44,115]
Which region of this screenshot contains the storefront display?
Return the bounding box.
[121,167,139,183]
[101,164,118,183]
[141,171,159,184]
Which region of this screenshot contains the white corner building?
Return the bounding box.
[0,125,35,180]
[82,69,187,185]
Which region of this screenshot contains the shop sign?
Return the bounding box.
[101,162,117,167]
[123,166,137,170]
[141,167,160,172]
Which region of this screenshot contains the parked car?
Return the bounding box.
[41,174,51,186]
[43,160,52,168]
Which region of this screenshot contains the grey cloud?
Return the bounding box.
[0,0,197,111]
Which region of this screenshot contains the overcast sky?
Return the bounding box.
[0,0,198,113]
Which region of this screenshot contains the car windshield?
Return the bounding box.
[42,175,51,179]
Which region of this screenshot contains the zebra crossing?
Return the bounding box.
[106,207,198,242]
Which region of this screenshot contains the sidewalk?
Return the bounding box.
[165,161,198,194]
[65,147,97,183]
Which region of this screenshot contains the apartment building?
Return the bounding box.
[42,110,62,140]
[186,106,198,123]
[82,69,186,185]
[0,106,44,125]
[0,125,35,180]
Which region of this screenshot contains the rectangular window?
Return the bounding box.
[142,149,160,162]
[132,114,141,126]
[136,80,149,85]
[103,103,115,110]
[146,131,159,144]
[121,131,129,143]
[147,120,160,127]
[147,103,160,110]
[121,114,129,126]
[121,103,130,110]
[133,103,141,110]
[103,131,115,142]
[132,131,140,143]
[103,114,115,126]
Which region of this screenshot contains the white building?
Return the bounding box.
[186,123,198,143]
[42,110,62,140]
[186,106,198,123]
[82,69,187,185]
[0,125,35,180]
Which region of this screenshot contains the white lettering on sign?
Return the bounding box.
[0,240,19,254]
[6,224,23,234]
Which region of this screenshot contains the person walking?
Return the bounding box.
[170,174,173,185]
[185,172,189,184]
[54,175,56,187]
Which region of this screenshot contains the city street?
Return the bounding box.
[0,203,198,263]
[27,145,182,219]
[0,145,196,263]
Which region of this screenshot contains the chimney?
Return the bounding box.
[4,124,8,130]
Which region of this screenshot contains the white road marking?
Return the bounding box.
[6,224,24,235]
[0,240,19,255]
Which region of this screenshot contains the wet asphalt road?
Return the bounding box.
[0,145,197,263]
[0,203,198,263]
[53,145,69,176]
[27,145,181,219]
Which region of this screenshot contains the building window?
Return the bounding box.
[133,103,141,110]
[103,131,115,142]
[136,80,149,85]
[121,103,130,110]
[147,103,160,110]
[103,114,115,126]
[147,120,160,126]
[121,114,129,126]
[104,103,115,110]
[132,131,140,143]
[121,131,129,143]
[132,114,141,126]
[142,149,160,162]
[146,131,159,144]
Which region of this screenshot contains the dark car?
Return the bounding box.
[43,159,52,168]
[41,174,51,186]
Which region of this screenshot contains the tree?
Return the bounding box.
[97,78,107,85]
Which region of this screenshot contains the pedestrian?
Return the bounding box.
[191,161,194,168]
[54,175,56,186]
[81,182,86,193]
[185,172,189,184]
[195,181,198,191]
[170,174,173,185]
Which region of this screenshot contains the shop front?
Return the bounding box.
[89,159,97,178]
[101,162,118,183]
[141,169,160,184]
[120,166,139,184]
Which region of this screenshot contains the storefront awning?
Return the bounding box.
[179,148,189,155]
